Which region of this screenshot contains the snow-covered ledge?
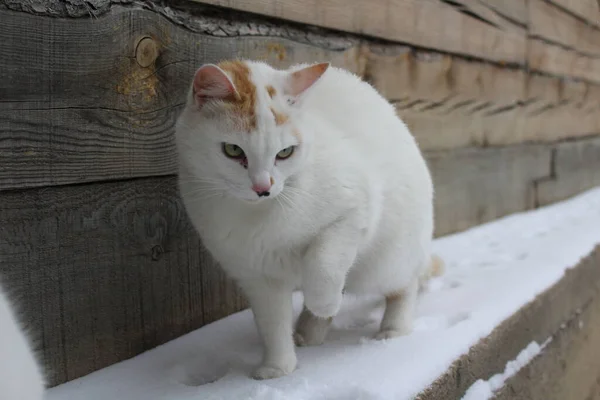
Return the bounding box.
[47,187,600,400]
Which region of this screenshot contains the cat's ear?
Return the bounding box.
[285,63,330,97]
[192,64,237,108]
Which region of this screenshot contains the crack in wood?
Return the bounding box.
[419,96,453,112]
[468,101,494,114]
[445,99,477,113]
[439,0,500,29]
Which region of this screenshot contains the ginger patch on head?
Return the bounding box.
[270,106,289,126]
[266,85,276,98]
[217,60,257,131]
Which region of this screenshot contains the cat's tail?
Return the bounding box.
[419,254,444,290]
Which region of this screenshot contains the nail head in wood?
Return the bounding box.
[135,37,158,68]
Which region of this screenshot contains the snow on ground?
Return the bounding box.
[47,187,600,400]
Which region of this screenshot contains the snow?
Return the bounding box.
[461,338,551,400]
[47,187,600,400]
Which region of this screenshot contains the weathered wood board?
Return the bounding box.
[529,0,600,57]
[528,39,600,84]
[1,2,599,191]
[527,0,600,84]
[427,145,552,236]
[0,5,364,191]
[188,0,527,65]
[187,0,600,82]
[536,136,600,207]
[418,246,600,400]
[0,176,245,385]
[367,47,600,150]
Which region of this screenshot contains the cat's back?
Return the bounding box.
[302,65,430,187]
[0,285,44,400]
[302,65,421,163]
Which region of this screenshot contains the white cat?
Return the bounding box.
[0,282,45,399]
[176,60,438,380]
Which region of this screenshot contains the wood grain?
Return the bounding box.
[547,0,600,28]
[529,0,600,57]
[367,47,600,150]
[2,1,599,190]
[188,0,527,65]
[185,0,600,82]
[0,7,364,191]
[0,176,245,386]
[528,38,600,84]
[526,0,600,83]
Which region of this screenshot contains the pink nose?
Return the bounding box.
[252,183,272,195]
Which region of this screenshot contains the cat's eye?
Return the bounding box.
[276,146,295,160]
[222,143,244,158]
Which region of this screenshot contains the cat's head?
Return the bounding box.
[176,60,329,203]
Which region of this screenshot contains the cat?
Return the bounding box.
[176,60,438,380]
[0,281,45,399]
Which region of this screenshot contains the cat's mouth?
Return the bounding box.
[224,181,283,204]
[236,188,281,204]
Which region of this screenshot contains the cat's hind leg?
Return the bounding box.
[294,306,332,347]
[375,278,418,340]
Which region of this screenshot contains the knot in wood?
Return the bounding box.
[135,37,159,68]
[151,245,164,261]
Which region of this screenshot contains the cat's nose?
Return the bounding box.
[252,183,272,197]
[250,171,273,197]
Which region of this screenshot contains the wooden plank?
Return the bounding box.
[2,0,597,186]
[548,0,600,28]
[367,47,600,150]
[420,246,600,400]
[0,6,364,191]
[189,0,527,64]
[427,145,552,236]
[494,250,600,400]
[528,39,600,83]
[527,0,600,82]
[536,136,600,207]
[529,0,600,57]
[0,176,245,386]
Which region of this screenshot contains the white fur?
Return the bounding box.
[176,61,434,379]
[0,283,45,399]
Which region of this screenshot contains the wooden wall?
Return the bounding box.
[0,0,599,386]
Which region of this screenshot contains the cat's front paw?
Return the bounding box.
[304,291,342,319]
[251,357,297,380]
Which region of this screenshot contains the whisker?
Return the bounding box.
[280,190,303,213]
